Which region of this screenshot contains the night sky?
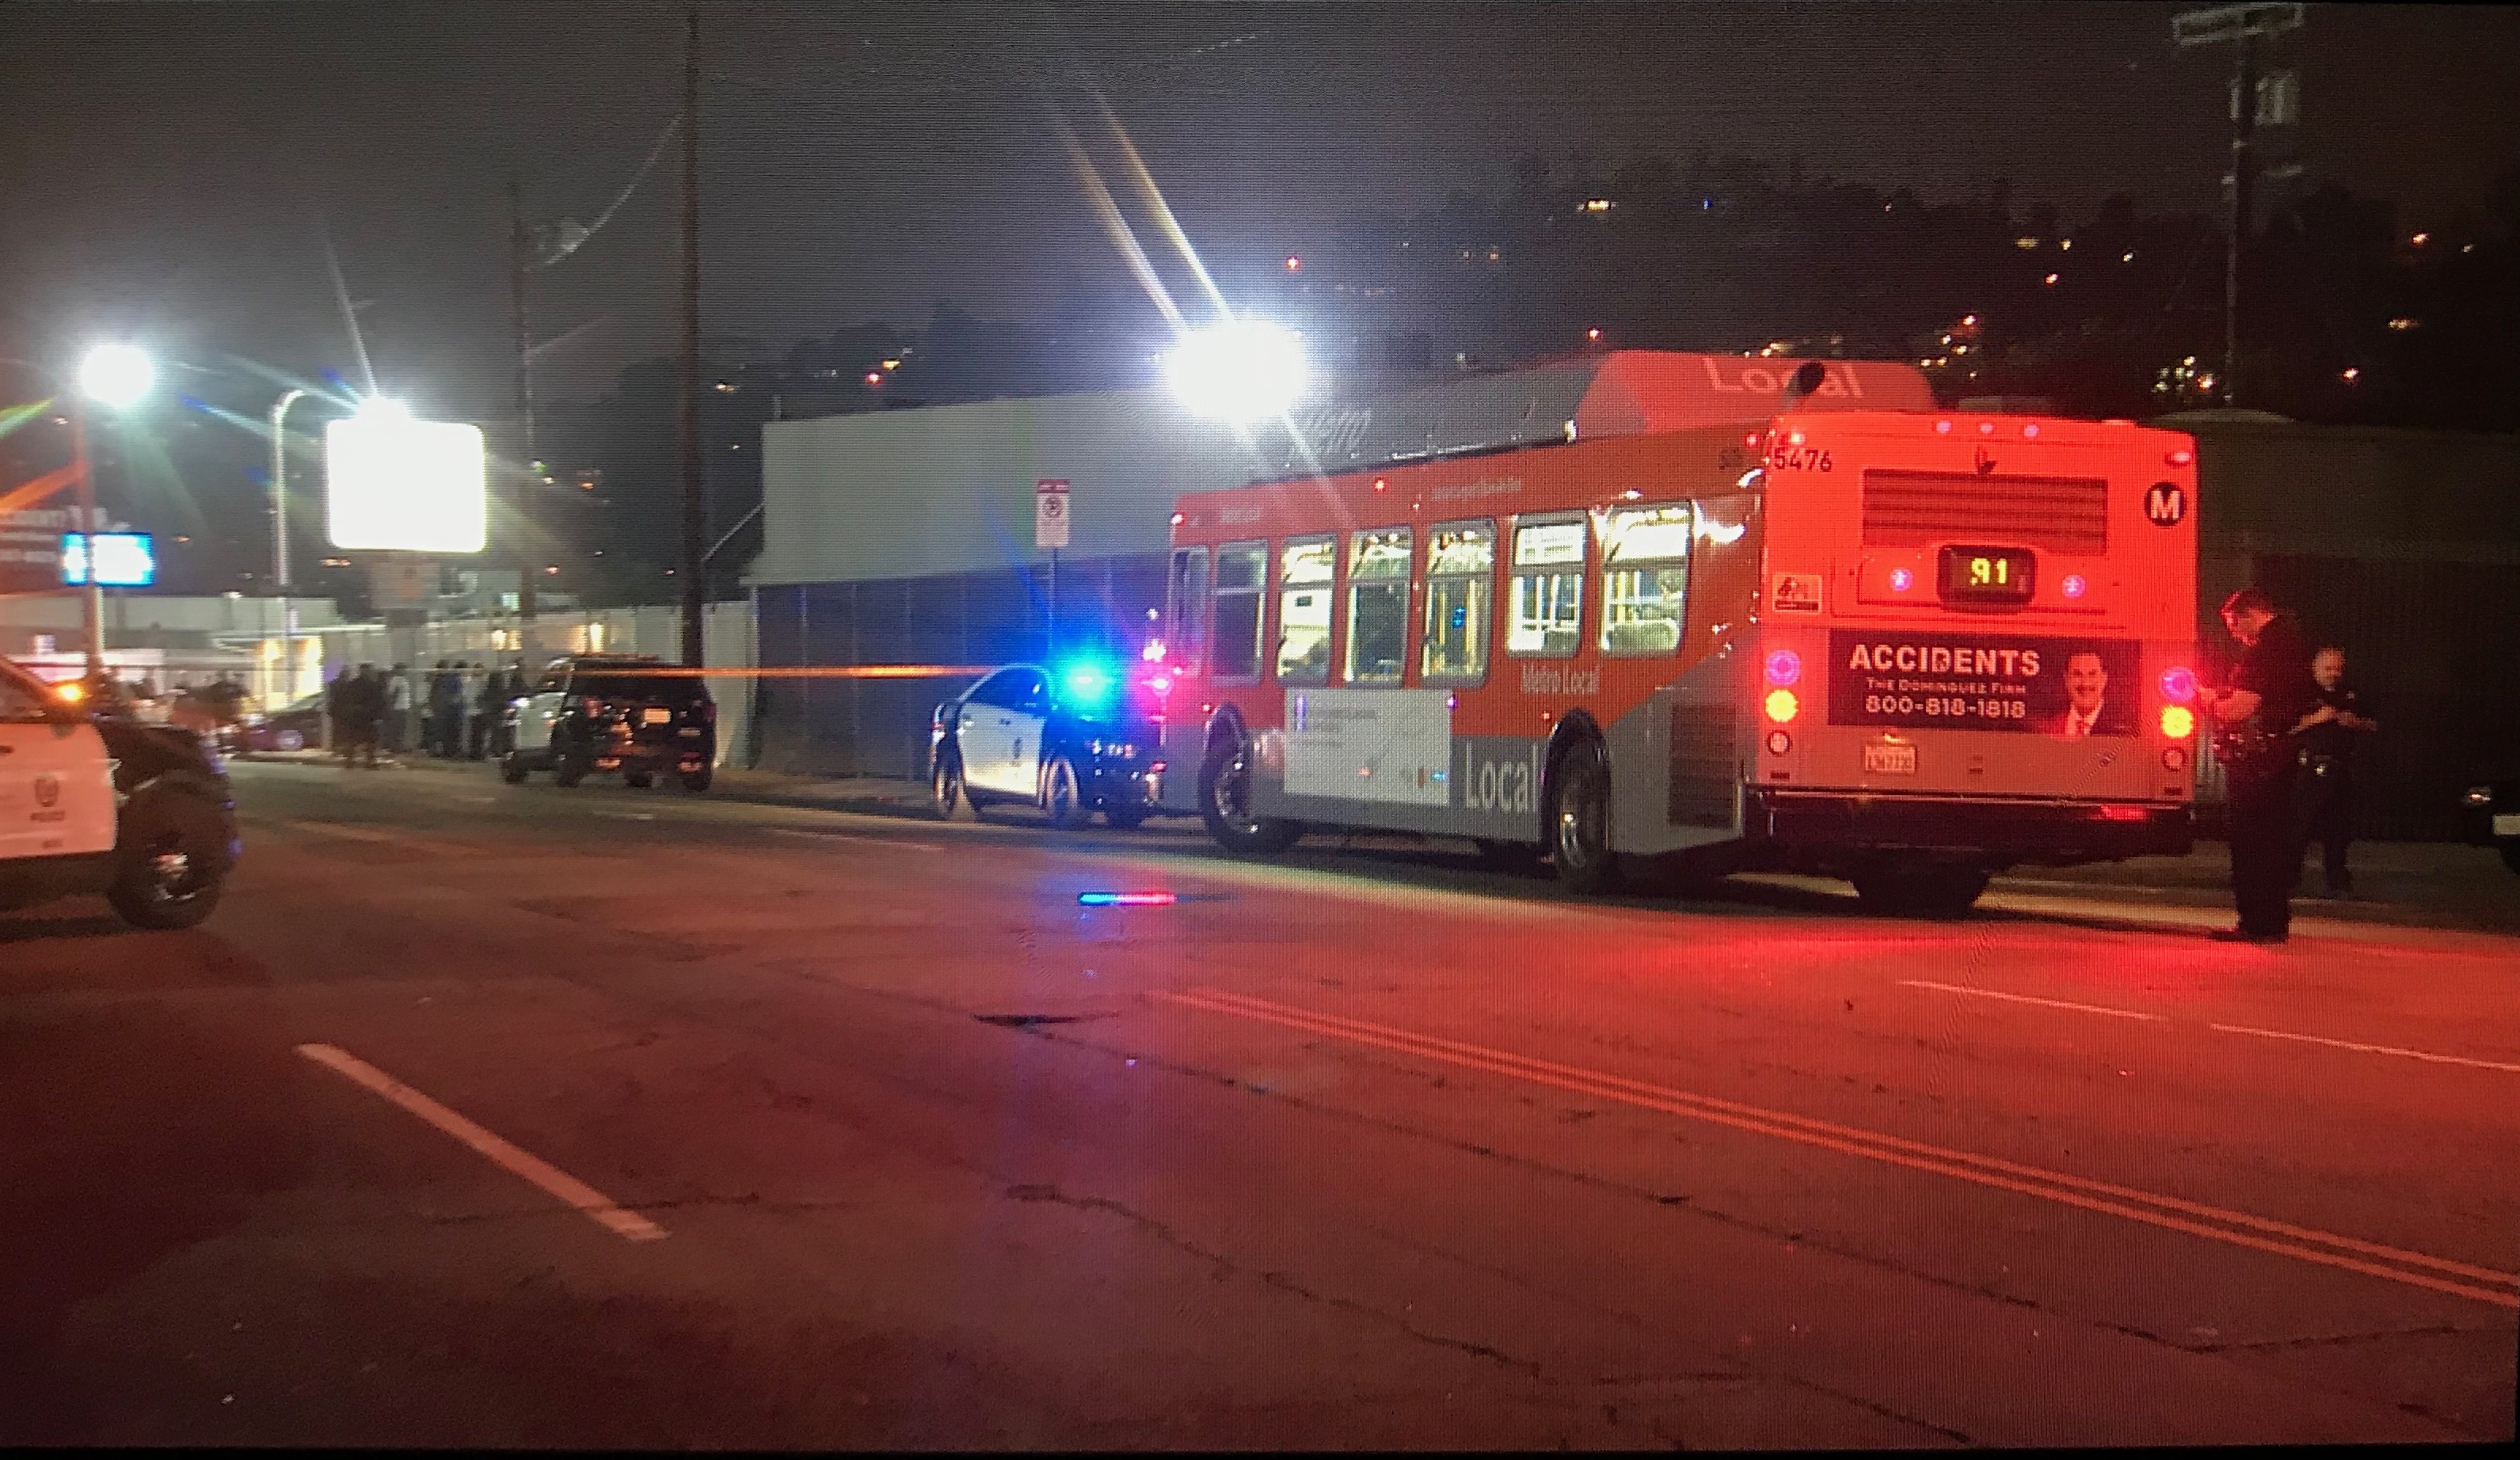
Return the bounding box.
[4,2,2516,417]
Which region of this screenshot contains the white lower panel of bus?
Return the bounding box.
[1282,688,1452,806]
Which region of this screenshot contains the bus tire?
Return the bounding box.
[1200,731,1301,856]
[1851,859,1990,918]
[1547,739,1621,894]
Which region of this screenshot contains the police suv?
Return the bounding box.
[928,660,1167,829]
[501,654,717,792]
[0,654,240,929]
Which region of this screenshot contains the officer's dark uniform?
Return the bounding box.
[2293,679,2371,896]
[2222,614,2315,939]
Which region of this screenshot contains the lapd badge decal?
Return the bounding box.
[33,774,61,808]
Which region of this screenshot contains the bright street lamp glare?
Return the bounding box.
[1164,320,1311,423]
[76,343,154,409]
[354,396,413,424]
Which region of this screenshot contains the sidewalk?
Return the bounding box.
[235,752,2518,934]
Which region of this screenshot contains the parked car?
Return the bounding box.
[2460,763,2520,876]
[226,690,327,754]
[928,660,1168,829]
[501,654,716,792]
[0,659,240,929]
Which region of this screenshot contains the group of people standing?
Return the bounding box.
[2203,587,2381,945]
[325,661,531,770]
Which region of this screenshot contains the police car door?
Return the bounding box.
[0,665,116,861]
[513,662,571,758]
[1001,667,1051,797]
[956,670,1020,793]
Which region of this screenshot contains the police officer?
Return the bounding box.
[2203,587,2316,944]
[2291,645,2378,899]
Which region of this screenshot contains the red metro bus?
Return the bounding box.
[1152,351,2202,914]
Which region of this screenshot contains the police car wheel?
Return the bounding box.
[1106,803,1148,831]
[931,751,964,819]
[623,770,655,789]
[1043,755,1085,831]
[679,767,713,793]
[273,728,305,753]
[106,793,226,930]
[499,752,530,784]
[552,749,589,788]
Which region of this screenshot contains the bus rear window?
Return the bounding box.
[1599,503,1691,656]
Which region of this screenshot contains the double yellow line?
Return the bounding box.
[1155,987,2519,1310]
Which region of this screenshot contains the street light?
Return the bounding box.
[1163,318,1311,424]
[268,388,308,708]
[69,344,156,680]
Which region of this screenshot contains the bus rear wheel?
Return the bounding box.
[1200,732,1301,856]
[1850,858,1991,918]
[1548,740,1621,894]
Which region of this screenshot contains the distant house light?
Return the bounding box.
[2340,367,2362,383]
[1285,255,1301,272]
[2411,232,2431,246]
[2042,272,2060,286]
[2058,238,2073,251]
[2016,236,2040,250]
[2122,251,2137,263]
[2386,317,2419,331]
[1580,198,1612,213]
[864,371,883,386]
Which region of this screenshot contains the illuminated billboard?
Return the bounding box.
[61,531,158,587]
[324,417,487,553]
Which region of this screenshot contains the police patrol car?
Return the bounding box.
[500,654,717,791]
[928,660,1167,829]
[0,654,240,929]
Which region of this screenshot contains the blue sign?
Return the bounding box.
[61,532,157,587]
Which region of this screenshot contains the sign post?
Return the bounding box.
[1036,478,1070,660]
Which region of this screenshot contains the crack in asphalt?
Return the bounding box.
[2190,1321,2491,1355]
[994,1181,1549,1381]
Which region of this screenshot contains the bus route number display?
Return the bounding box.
[1938,545,2035,606]
[1828,631,2141,737]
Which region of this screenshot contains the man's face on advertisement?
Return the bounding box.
[2313,648,2345,690]
[2064,652,2108,714]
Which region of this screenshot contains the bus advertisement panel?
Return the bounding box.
[1152,353,2198,917]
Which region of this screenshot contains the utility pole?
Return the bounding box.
[2174,2,2303,409]
[676,5,705,668]
[507,175,539,639]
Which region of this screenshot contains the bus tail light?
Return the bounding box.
[1763,649,1802,686]
[2060,573,2087,599]
[2159,666,2198,703]
[2162,747,2189,771]
[2160,705,2196,739]
[1888,567,1914,592]
[1764,730,1792,755]
[2096,804,2150,823]
[1763,689,1799,724]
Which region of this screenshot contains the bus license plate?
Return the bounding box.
[642,708,672,724]
[1863,743,1917,776]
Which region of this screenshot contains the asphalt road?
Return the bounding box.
[3,759,2514,1447]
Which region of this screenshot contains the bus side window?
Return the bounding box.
[1598,502,1692,656]
[1209,542,1266,683]
[1343,527,1412,686]
[1274,537,1336,686]
[1422,519,1495,684]
[1506,516,1586,658]
[1164,546,1210,674]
